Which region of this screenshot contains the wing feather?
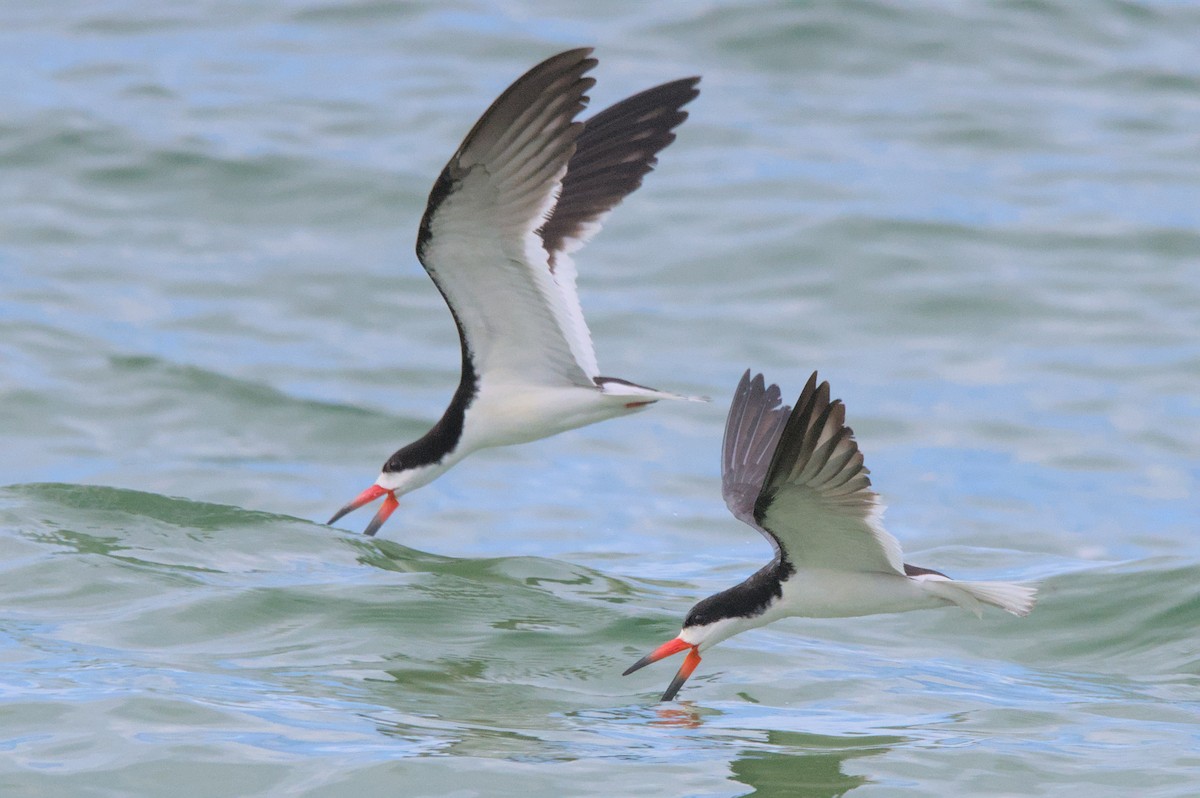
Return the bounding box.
[416,49,598,387]
[752,372,906,575]
[540,76,700,263]
[537,76,700,379]
[721,371,792,543]
[415,51,696,387]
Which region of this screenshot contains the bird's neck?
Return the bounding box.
[722,558,794,619]
[680,560,795,651]
[688,558,795,630]
[382,337,479,475]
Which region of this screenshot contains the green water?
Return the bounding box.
[3,2,1199,796]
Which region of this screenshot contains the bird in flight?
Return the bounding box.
[624,370,1037,701]
[329,49,702,536]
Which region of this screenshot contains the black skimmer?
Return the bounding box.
[624,370,1037,701]
[328,49,702,536]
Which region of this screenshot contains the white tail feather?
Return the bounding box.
[596,380,708,403]
[917,576,1038,618]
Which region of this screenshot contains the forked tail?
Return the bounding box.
[594,376,708,403]
[916,575,1038,618]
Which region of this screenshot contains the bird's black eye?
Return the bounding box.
[683,596,717,628]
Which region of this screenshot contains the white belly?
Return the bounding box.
[772,569,950,619]
[461,380,637,449]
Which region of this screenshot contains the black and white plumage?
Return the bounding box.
[624,370,1037,701]
[328,49,702,536]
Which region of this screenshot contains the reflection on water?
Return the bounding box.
[649,702,706,729]
[728,729,898,798]
[644,705,893,796]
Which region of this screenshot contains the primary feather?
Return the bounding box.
[751,372,906,575]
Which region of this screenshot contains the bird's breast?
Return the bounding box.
[774,569,948,619]
[461,380,636,449]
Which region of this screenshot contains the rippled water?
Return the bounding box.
[3,1,1198,795]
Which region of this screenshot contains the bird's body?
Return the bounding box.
[329,49,702,535]
[625,370,1037,701]
[773,567,948,619]
[376,378,668,493]
[456,378,673,451]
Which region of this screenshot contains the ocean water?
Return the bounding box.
[2,1,1198,795]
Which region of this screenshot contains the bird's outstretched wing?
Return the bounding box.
[416,49,698,386]
[721,370,792,554]
[752,372,906,575]
[416,48,597,388]
[539,76,698,377]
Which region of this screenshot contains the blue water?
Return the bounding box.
[2,2,1199,795]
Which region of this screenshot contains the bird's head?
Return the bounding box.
[327,425,460,537]
[326,465,436,536]
[622,600,751,701]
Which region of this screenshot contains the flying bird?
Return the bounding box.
[329,49,702,536]
[624,370,1037,701]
